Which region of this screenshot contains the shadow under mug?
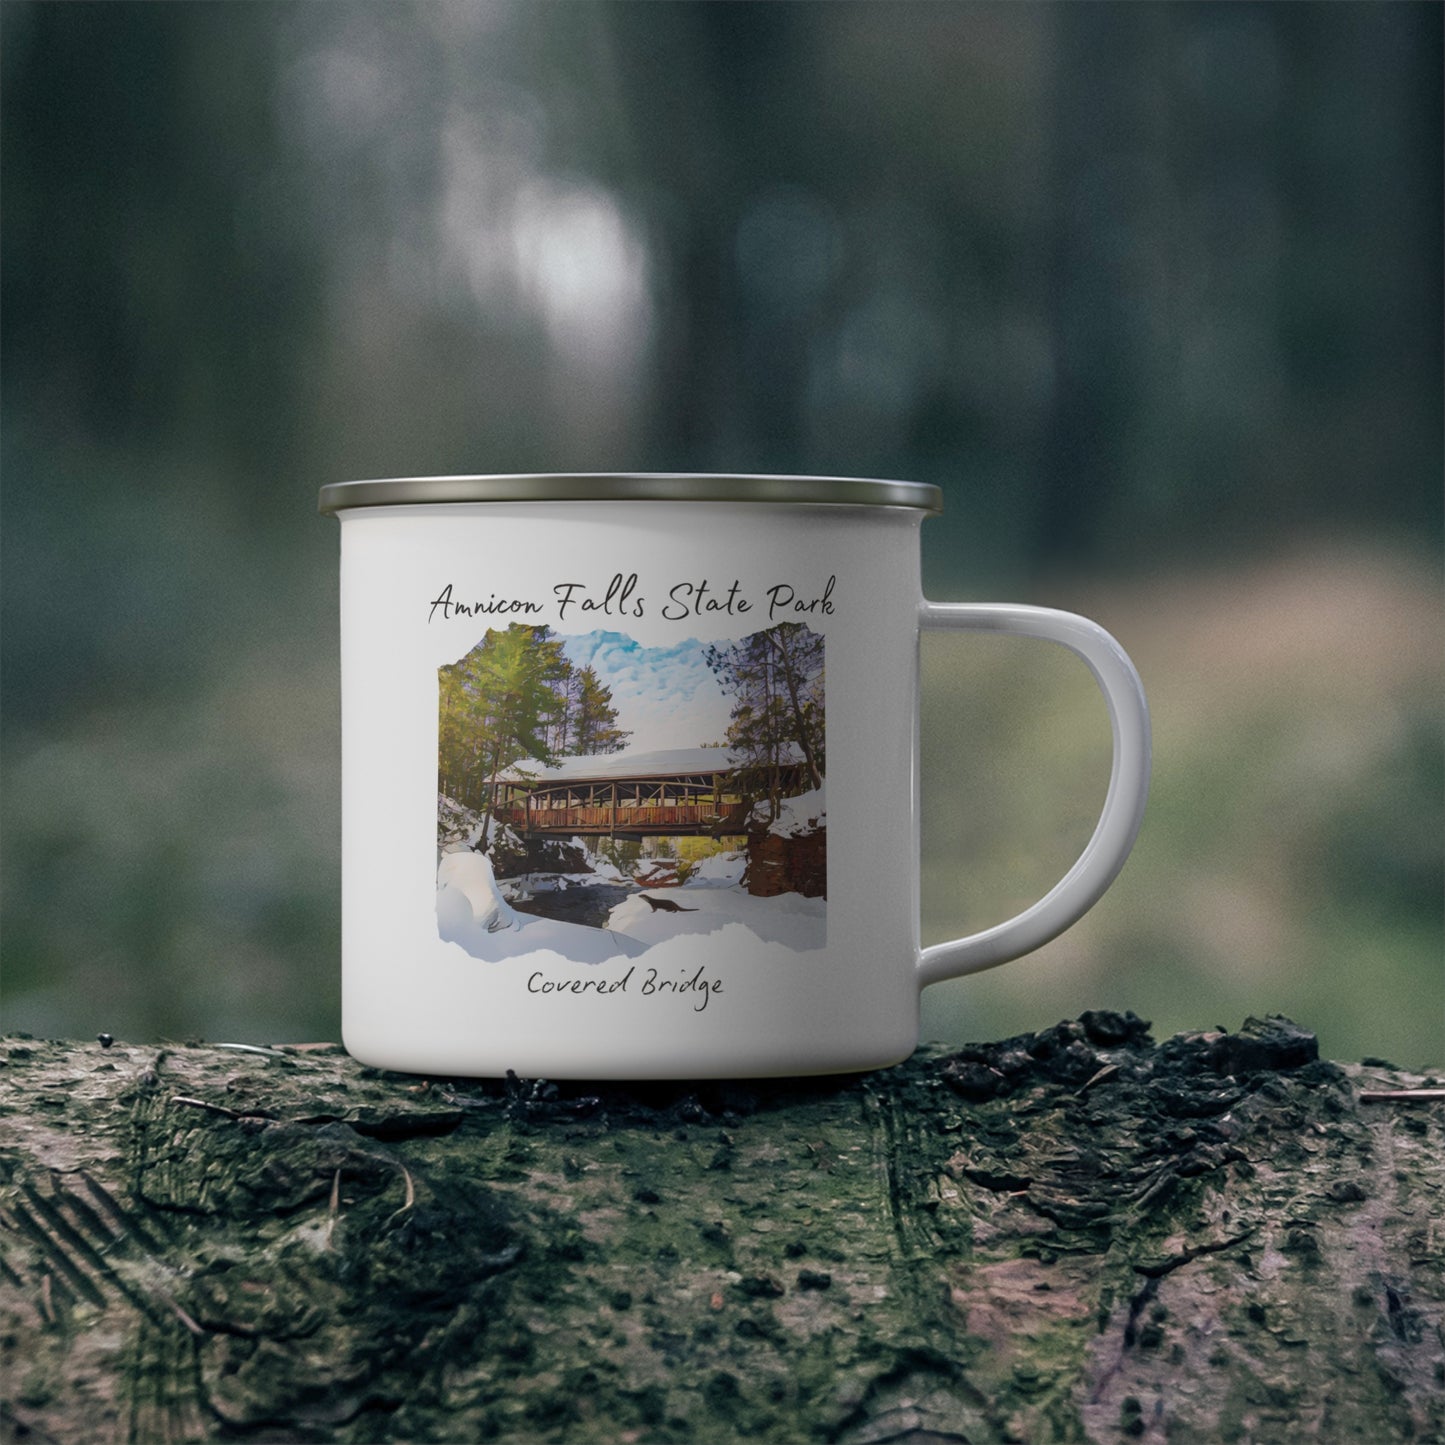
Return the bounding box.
[319,474,1151,1079]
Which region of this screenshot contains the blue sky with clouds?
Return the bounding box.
[562,631,733,754]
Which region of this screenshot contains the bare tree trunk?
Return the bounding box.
[763,629,823,792]
[2,1015,1440,1444]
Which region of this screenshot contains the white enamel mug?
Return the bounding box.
[319,474,1150,1079]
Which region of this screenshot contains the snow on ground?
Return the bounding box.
[500,871,608,898]
[606,881,824,952]
[761,784,826,838]
[569,837,630,884]
[438,850,648,963]
[691,850,747,884]
[443,907,650,964]
[437,804,823,963]
[437,794,480,851]
[439,848,823,961]
[437,795,522,855]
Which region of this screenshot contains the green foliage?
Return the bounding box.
[439,626,630,834]
[594,837,642,874]
[676,837,735,864]
[569,666,630,756]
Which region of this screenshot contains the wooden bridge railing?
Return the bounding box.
[499,802,751,837]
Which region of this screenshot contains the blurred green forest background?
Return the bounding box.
[3,2,1440,1065]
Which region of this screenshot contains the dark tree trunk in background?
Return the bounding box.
[2,1016,1441,1443]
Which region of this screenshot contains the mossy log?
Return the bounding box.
[1,1015,1441,1444]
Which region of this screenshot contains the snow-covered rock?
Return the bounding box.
[636,863,685,889]
[439,849,656,964]
[434,803,825,962]
[589,858,630,884]
[692,850,746,885]
[437,851,520,935]
[758,784,826,838]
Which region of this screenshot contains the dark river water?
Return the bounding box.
[512,882,635,930]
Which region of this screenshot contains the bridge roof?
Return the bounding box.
[504,744,802,787]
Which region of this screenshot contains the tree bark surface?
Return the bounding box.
[1,1014,1441,1444]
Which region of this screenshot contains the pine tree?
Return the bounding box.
[572,666,630,755]
[438,628,630,848]
[549,667,587,755]
[437,626,568,843]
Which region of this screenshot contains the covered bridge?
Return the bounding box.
[496,746,808,840]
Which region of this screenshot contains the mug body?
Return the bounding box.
[330,482,937,1078]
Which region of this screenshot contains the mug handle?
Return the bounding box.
[917,601,1152,987]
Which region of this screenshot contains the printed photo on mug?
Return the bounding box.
[434,619,827,966]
